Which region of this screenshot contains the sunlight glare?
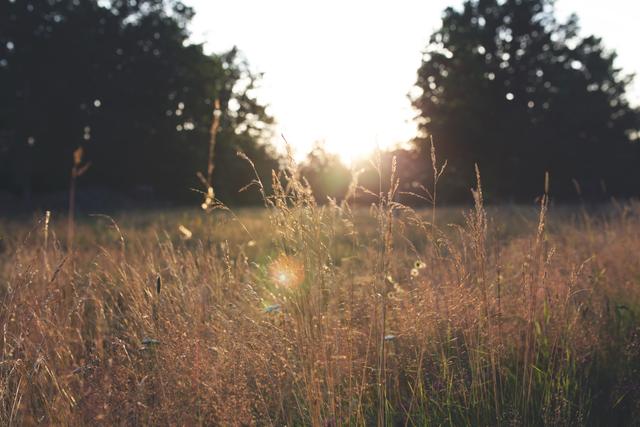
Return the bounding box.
[269,255,305,288]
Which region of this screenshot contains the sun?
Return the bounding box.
[317,124,414,166]
[327,140,375,165]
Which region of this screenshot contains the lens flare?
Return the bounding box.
[269,255,304,288]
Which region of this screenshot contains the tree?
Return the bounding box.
[299,143,351,203]
[411,0,640,201]
[0,0,278,205]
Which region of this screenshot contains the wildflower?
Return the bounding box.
[247,240,256,247]
[414,260,426,270]
[410,268,419,278]
[263,304,281,313]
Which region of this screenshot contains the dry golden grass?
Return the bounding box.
[2,165,640,425]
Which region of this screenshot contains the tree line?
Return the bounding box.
[1,0,639,207]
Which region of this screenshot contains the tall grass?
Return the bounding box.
[1,154,640,425]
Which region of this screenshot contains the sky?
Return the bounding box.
[185,0,640,162]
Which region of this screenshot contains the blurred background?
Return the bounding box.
[1,0,639,211]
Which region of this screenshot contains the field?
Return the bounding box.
[2,172,640,426]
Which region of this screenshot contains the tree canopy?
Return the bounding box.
[0,0,278,206]
[411,0,640,201]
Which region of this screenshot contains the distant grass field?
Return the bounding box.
[2,182,640,425]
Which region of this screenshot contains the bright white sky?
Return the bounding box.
[185,0,640,163]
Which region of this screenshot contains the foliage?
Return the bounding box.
[299,143,351,203]
[0,0,278,204]
[411,0,640,201]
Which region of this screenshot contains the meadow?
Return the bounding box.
[1,165,640,426]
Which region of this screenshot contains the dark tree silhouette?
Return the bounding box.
[411,0,640,201]
[0,0,278,206]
